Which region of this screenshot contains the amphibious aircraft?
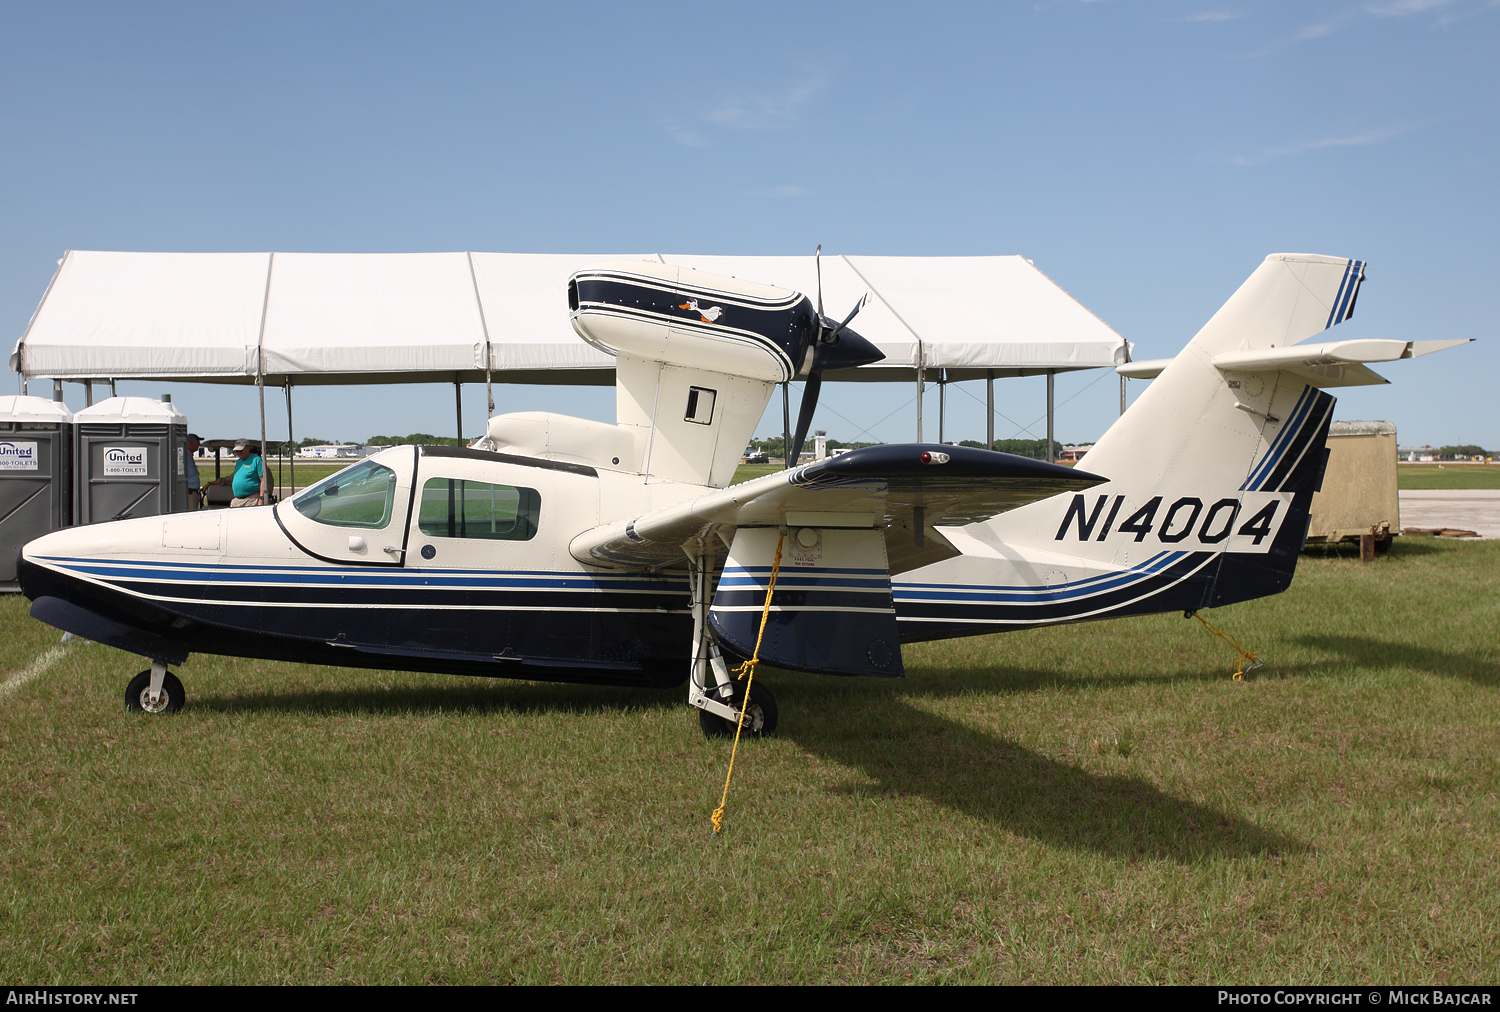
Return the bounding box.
[17,252,1468,736]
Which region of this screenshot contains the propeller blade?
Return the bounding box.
[789,372,823,465]
[826,293,869,343]
[814,244,823,318]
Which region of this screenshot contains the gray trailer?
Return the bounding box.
[0,395,74,591]
[73,396,189,525]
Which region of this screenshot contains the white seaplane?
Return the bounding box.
[17,252,1468,735]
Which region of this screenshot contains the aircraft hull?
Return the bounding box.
[19,553,692,688]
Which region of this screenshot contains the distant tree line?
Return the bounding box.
[957,438,1066,459]
[746,436,884,458]
[365,433,470,447]
[1434,445,1492,459]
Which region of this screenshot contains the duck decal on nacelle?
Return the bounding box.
[678,299,723,323]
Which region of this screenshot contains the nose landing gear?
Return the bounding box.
[125,660,184,714]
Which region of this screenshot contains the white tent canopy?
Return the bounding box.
[12,250,1128,387]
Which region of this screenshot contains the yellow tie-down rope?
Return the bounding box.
[711,528,786,836]
[1190,610,1263,681]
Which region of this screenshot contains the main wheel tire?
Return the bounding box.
[124,669,185,714]
[698,681,778,739]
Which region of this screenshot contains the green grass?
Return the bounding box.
[1398,465,1500,490]
[1,540,1497,984]
[732,462,786,483]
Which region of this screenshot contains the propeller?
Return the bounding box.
[787,245,872,467]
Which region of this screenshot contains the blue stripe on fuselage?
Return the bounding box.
[892,551,1184,605]
[1243,385,1314,491]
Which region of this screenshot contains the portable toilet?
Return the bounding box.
[0,395,74,591]
[74,396,189,525]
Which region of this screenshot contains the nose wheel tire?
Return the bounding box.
[699,681,778,739]
[125,669,185,714]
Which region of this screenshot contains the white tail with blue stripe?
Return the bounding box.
[891,253,1468,636]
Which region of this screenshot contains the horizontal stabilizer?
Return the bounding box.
[1117,339,1473,388]
[1212,337,1472,388]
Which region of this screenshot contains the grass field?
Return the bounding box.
[1,536,1496,984]
[1398,465,1500,490]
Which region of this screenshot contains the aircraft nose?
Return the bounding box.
[818,324,884,372]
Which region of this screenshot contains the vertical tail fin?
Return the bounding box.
[897,255,1365,637]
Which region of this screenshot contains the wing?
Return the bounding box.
[569,444,1105,573]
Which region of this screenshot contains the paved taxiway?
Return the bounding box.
[1399,489,1500,539]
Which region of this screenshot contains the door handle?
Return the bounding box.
[383,546,404,556]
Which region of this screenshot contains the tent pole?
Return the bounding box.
[1045,370,1055,463]
[1119,337,1129,416]
[84,380,93,407]
[782,382,792,469]
[938,370,945,444]
[986,369,994,450]
[485,354,494,420]
[110,378,117,397]
[285,379,295,495]
[255,251,274,505]
[455,377,463,442]
[916,363,925,442]
[258,374,268,502]
[53,379,62,401]
[466,251,496,429]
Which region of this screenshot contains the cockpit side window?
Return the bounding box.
[417,478,540,541]
[291,461,398,529]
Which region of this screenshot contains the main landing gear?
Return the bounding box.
[124,659,184,714]
[693,647,779,739]
[685,540,778,740]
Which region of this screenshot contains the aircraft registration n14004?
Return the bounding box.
[17,253,1471,735]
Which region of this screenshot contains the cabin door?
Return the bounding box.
[274,446,415,566]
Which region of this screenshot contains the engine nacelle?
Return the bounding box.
[568,261,881,381]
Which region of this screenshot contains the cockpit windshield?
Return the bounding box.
[291,460,397,529]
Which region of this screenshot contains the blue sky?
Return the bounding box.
[3,1,1496,449]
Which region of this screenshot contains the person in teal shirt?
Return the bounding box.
[209,438,266,507]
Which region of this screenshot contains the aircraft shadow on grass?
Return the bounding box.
[1288,634,1499,688]
[195,670,1302,864]
[785,696,1304,864]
